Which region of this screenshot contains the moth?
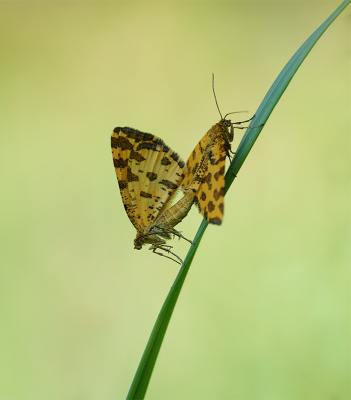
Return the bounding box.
[182,74,263,225]
[111,126,196,264]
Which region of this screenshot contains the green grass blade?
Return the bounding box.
[226,0,350,189]
[126,221,206,400]
[126,2,350,398]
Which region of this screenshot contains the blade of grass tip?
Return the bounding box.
[225,0,351,191]
[126,2,350,398]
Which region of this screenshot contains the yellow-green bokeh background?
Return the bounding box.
[1,2,350,399]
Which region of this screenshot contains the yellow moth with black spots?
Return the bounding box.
[111,126,197,265]
[182,74,263,225]
[182,117,235,225]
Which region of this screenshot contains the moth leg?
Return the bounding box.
[149,244,183,265]
[226,152,237,177]
[152,249,182,265]
[231,124,264,130]
[164,229,193,245]
[151,244,184,264]
[174,232,193,245]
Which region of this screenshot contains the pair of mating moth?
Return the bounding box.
[111,119,258,265]
[111,80,261,264]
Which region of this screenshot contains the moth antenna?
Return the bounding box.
[212,73,223,120]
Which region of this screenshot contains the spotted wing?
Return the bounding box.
[193,134,226,225]
[111,127,186,232]
[182,125,214,188]
[183,122,229,225]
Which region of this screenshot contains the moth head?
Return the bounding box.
[134,231,145,249]
[134,239,143,250]
[221,119,231,127]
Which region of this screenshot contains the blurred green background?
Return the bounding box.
[0,2,350,399]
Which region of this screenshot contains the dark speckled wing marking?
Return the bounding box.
[111,126,186,232]
[182,120,232,225]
